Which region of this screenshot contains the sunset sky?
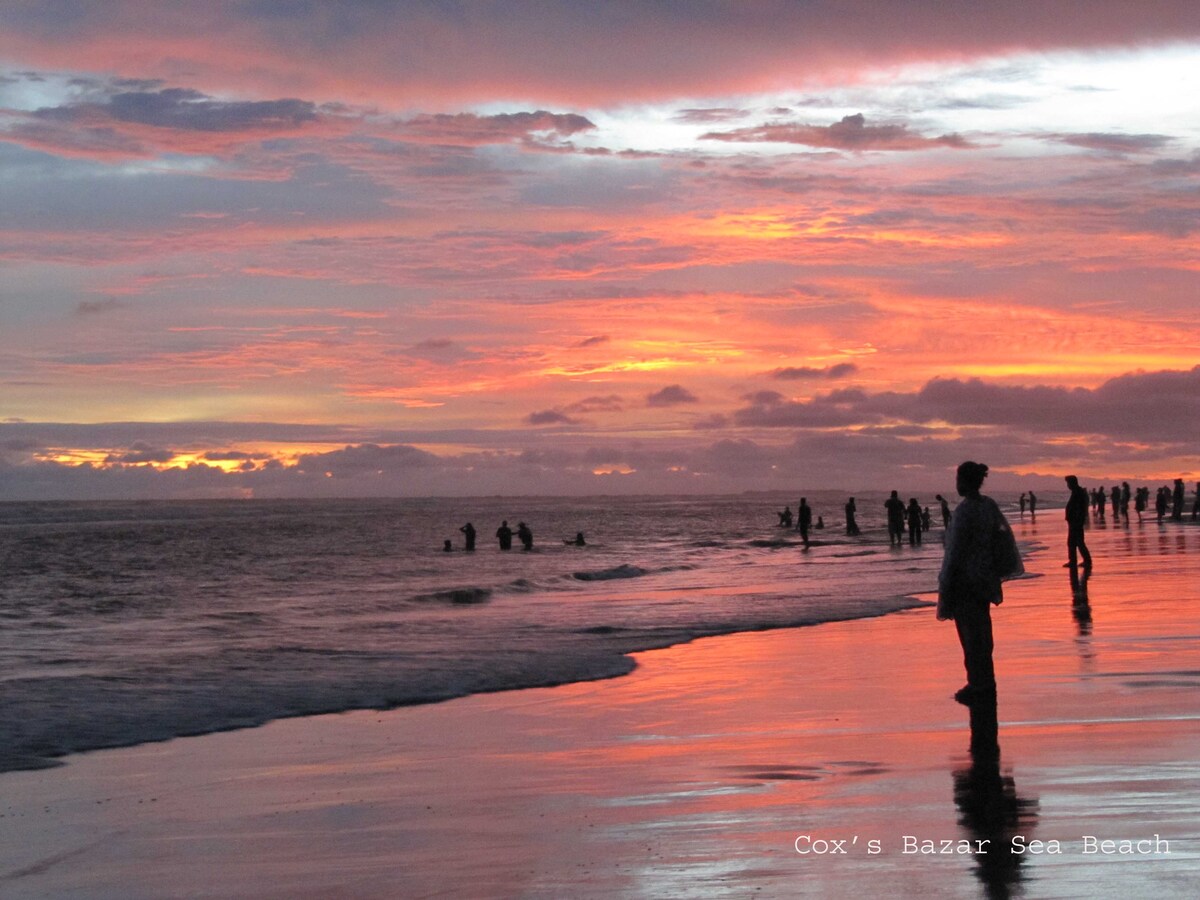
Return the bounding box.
[2,1,1199,499]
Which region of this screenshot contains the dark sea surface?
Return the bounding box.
[0,492,1020,772]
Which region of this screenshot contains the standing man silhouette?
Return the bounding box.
[1064,476,1092,570]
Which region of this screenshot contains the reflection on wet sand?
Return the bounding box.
[954,698,1039,900]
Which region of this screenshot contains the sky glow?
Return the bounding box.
[1,2,1198,499]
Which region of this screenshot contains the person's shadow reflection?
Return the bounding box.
[953,698,1039,899]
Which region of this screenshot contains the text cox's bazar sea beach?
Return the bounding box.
[3,487,1200,897]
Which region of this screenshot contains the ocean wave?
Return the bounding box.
[573,564,650,581]
[406,587,493,605]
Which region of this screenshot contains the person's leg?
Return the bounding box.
[954,604,995,692]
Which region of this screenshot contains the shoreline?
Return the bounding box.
[3,515,1200,897]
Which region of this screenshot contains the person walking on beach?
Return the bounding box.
[885,490,906,545]
[845,497,860,536]
[1064,475,1092,570]
[496,520,513,550]
[797,498,813,549]
[459,522,476,551]
[937,461,1019,704]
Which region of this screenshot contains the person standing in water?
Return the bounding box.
[797,497,813,549]
[459,522,476,551]
[845,497,860,536]
[885,490,906,545]
[937,461,1019,705]
[496,520,513,550]
[906,498,923,545]
[936,494,952,529]
[517,521,533,551]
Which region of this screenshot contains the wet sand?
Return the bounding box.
[3,513,1200,898]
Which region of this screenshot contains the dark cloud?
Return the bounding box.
[1046,132,1174,154]
[295,443,438,476]
[399,111,595,145]
[731,367,1200,443]
[73,297,128,317]
[565,395,623,413]
[701,114,974,151]
[104,442,174,464]
[525,409,578,426]
[33,87,319,133]
[575,335,610,348]
[646,385,699,407]
[770,362,859,380]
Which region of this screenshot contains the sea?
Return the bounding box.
[0,491,1039,773]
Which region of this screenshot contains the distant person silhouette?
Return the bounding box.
[1028,491,1037,518]
[1019,493,1027,516]
[936,494,952,529]
[442,539,453,552]
[1095,486,1106,521]
[1193,482,1200,521]
[1064,475,1092,570]
[1111,485,1121,523]
[797,498,813,548]
[921,506,932,533]
[459,522,476,551]
[885,490,906,545]
[496,520,513,551]
[517,521,533,551]
[906,498,923,545]
[1172,478,1185,520]
[779,506,793,528]
[1134,486,1148,523]
[844,498,860,536]
[937,461,1018,704]
[815,515,825,530]
[564,531,586,546]
[1156,487,1168,521]
[1120,482,1131,524]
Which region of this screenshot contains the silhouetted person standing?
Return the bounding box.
[1064,475,1092,570]
[459,522,476,551]
[906,498,923,545]
[1019,493,1027,516]
[938,461,1016,704]
[1028,491,1037,518]
[885,490,905,545]
[845,497,860,536]
[936,494,952,529]
[496,520,513,550]
[1156,487,1168,521]
[517,521,533,551]
[1172,478,1185,521]
[1193,482,1200,521]
[797,498,813,548]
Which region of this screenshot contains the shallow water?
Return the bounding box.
[0,491,1027,771]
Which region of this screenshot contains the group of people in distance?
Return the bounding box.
[785,492,952,546]
[446,520,585,552]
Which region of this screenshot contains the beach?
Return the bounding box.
[3,511,1200,898]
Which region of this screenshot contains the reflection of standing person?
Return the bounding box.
[496,520,513,550]
[1064,475,1092,570]
[845,497,860,536]
[797,498,813,548]
[885,490,906,545]
[459,522,476,551]
[937,461,1013,704]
